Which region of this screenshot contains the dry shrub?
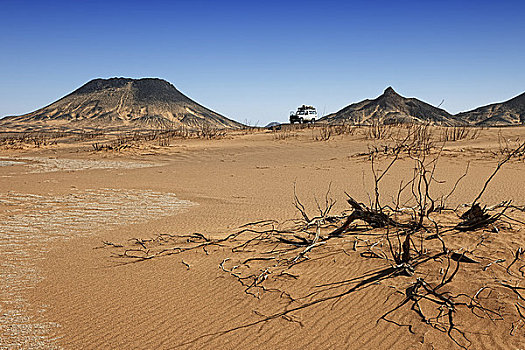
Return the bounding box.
[239,126,261,135]
[440,126,480,142]
[409,123,433,154]
[197,124,226,139]
[366,119,392,139]
[0,132,66,149]
[90,126,229,151]
[493,131,525,160]
[272,130,296,141]
[311,123,359,141]
[271,124,299,140]
[312,126,332,141]
[75,130,103,141]
[332,123,358,136]
[358,123,435,159]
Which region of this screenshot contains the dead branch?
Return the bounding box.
[101,136,525,349]
[471,142,525,206]
[506,247,524,275]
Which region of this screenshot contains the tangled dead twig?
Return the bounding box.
[100,141,525,349]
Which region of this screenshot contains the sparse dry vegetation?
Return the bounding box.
[0,131,67,149]
[271,124,300,140]
[101,138,525,349]
[311,123,358,141]
[88,127,227,152]
[440,126,481,142]
[0,125,229,152]
[366,119,393,139]
[304,122,482,148]
[0,122,487,152]
[493,130,525,160]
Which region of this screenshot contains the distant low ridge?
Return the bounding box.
[456,91,525,126]
[0,77,242,130]
[322,87,457,125]
[3,80,525,130]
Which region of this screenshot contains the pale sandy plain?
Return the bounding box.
[1,125,525,349]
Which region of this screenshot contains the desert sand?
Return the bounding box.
[1,125,525,349]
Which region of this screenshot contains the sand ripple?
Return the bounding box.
[0,189,195,349]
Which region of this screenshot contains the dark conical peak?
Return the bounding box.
[383,86,398,96]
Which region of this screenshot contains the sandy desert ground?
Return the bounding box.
[1,124,525,349]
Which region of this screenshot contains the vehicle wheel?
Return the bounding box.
[299,118,304,124]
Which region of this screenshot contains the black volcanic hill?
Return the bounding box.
[455,91,525,126]
[0,77,242,130]
[322,87,456,125]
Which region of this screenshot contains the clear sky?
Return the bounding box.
[1,0,524,125]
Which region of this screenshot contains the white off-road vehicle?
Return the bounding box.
[290,105,317,124]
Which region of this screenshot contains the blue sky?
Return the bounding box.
[1,0,524,125]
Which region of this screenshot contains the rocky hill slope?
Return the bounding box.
[322,87,456,125]
[0,78,242,130]
[456,91,525,126]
